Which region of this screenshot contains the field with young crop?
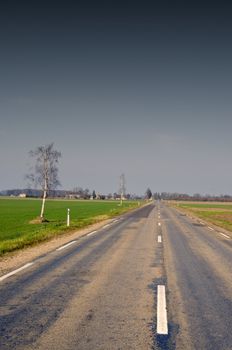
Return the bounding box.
[174,202,232,233]
[0,198,142,255]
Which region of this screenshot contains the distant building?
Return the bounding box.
[18,193,27,198]
[66,194,81,199]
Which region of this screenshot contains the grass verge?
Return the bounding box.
[0,198,143,255]
[170,201,232,233]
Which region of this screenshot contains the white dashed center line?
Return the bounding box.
[157,285,168,335]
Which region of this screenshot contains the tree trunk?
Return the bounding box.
[40,189,47,219]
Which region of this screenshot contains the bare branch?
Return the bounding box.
[26,143,61,218]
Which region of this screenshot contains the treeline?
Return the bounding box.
[2,189,232,202]
[153,192,232,202]
[0,188,143,200]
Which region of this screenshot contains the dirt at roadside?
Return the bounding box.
[0,218,113,276]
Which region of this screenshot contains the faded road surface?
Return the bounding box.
[1,202,232,350]
[0,204,159,350]
[162,204,232,350]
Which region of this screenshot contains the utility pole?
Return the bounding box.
[119,173,126,205]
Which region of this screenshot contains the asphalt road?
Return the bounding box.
[0,204,158,350]
[162,204,232,350]
[1,202,232,350]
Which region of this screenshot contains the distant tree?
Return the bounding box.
[119,173,126,199]
[26,143,61,220]
[153,192,161,200]
[113,192,118,199]
[145,188,152,199]
[83,188,90,199]
[73,187,84,197]
[73,187,79,194]
[72,187,90,199]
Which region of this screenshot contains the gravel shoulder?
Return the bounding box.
[0,218,113,276]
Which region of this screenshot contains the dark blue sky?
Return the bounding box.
[1,1,232,195]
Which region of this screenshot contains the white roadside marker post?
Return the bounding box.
[67,208,70,227]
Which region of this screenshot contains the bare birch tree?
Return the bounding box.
[27,143,61,220]
[119,173,126,205]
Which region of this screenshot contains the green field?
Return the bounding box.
[0,198,142,255]
[174,202,232,233]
